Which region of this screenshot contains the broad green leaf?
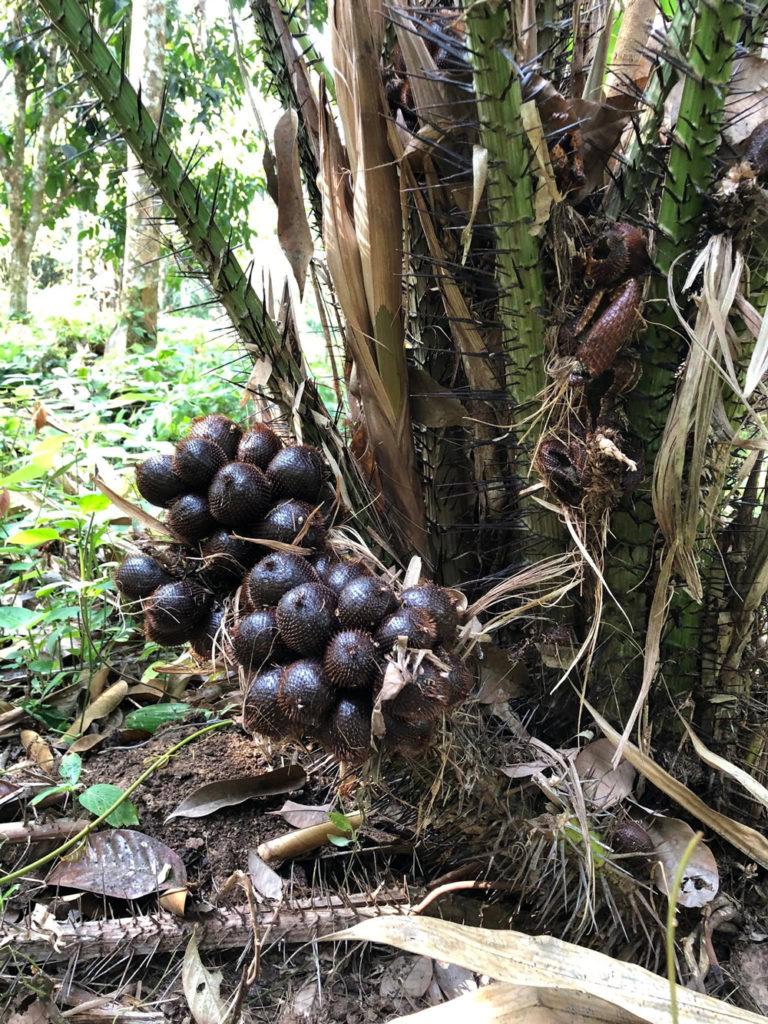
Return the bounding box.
[75,494,112,513]
[0,463,51,487]
[30,784,70,806]
[58,752,82,785]
[123,702,191,734]
[8,528,61,546]
[33,435,67,454]
[0,436,68,486]
[79,784,139,826]
[327,833,352,847]
[0,606,42,630]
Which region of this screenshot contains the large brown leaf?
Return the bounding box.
[48,829,186,898]
[646,816,719,909]
[61,679,128,741]
[574,738,635,809]
[269,800,333,827]
[166,765,306,821]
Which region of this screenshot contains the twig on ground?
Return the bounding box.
[0,819,92,844]
[0,706,28,734]
[58,984,167,1022]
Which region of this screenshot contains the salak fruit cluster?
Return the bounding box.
[115,414,471,764]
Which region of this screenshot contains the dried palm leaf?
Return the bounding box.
[326,915,768,1024]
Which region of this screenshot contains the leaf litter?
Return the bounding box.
[182,932,230,1024]
[47,829,186,899]
[268,799,333,827]
[166,764,306,820]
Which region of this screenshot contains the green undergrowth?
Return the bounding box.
[0,310,252,731]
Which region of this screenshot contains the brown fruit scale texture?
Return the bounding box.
[119,415,473,763]
[575,277,642,376]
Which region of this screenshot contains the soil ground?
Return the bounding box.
[3,710,768,1022]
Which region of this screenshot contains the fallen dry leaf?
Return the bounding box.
[574,739,635,809]
[586,701,768,869]
[475,646,526,705]
[0,780,23,807]
[166,765,306,821]
[391,981,656,1022]
[372,659,408,739]
[403,955,434,999]
[183,932,229,1024]
[269,800,333,828]
[67,732,111,754]
[47,829,186,899]
[32,403,48,433]
[8,1001,48,1024]
[646,816,719,908]
[681,719,768,812]
[61,680,128,742]
[88,664,110,701]
[159,885,189,916]
[20,729,55,775]
[731,942,768,1016]
[247,848,283,900]
[0,488,10,518]
[326,916,766,1024]
[274,107,313,298]
[433,959,477,1001]
[286,980,320,1021]
[502,753,579,781]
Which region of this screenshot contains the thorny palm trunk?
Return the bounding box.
[108,0,166,354]
[599,0,748,734]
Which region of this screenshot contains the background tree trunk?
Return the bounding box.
[107,0,166,355]
[0,12,76,318]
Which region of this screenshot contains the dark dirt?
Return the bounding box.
[86,723,312,898]
[1,718,442,1022]
[5,708,768,1021]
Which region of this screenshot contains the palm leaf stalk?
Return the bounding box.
[534,0,566,75]
[462,1,567,564]
[655,0,743,271]
[381,7,520,582]
[463,2,547,412]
